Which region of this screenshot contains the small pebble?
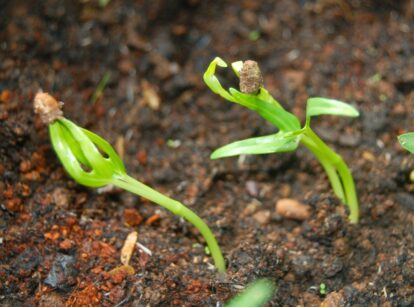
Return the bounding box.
[44,254,77,290]
[402,257,414,285]
[52,188,71,209]
[252,210,271,225]
[279,184,291,198]
[242,199,261,217]
[339,133,360,147]
[245,180,259,197]
[396,192,414,212]
[322,257,343,277]
[291,255,315,277]
[275,198,311,221]
[362,151,375,162]
[321,291,345,307]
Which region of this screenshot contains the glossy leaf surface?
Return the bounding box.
[398,132,414,154]
[211,132,300,159]
[307,97,359,118]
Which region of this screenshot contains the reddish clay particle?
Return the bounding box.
[59,239,73,250]
[136,149,148,165]
[5,198,22,212]
[145,213,161,225]
[124,208,144,226]
[19,160,32,173]
[0,89,12,103]
[66,284,101,306]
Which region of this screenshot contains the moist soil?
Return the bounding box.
[1,1,414,306]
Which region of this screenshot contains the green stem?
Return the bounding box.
[111,174,226,272]
[301,135,346,202]
[334,157,359,223]
[301,127,359,223]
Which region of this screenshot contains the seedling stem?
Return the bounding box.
[111,174,225,271]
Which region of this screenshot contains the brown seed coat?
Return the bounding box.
[33,91,63,124]
[239,60,263,94]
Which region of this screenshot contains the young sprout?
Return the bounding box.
[398,132,414,154]
[204,58,360,223]
[33,92,225,272]
[398,132,414,182]
[225,279,275,307]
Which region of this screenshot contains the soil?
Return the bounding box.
[1,0,414,306]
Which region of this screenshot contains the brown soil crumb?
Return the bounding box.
[33,91,63,124]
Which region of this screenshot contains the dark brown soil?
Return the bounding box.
[1,1,414,306]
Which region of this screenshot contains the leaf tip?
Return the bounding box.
[210,149,223,160]
[213,57,227,68]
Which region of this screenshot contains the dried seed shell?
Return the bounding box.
[33,91,63,124]
[120,231,138,265]
[239,60,263,94]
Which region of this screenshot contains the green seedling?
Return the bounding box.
[319,283,327,295]
[398,132,414,182]
[226,279,275,307]
[204,57,360,223]
[398,132,414,154]
[99,0,111,8]
[33,92,225,272]
[90,71,111,104]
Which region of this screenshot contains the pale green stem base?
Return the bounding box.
[300,127,359,223]
[111,174,226,272]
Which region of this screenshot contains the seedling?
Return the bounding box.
[204,57,360,223]
[398,132,414,182]
[90,71,111,104]
[225,278,275,307]
[319,283,327,295]
[398,132,414,154]
[33,92,225,272]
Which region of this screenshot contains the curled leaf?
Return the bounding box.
[203,57,236,102]
[49,118,126,187]
[204,58,300,132]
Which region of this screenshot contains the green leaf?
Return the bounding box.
[398,132,414,154]
[203,57,236,103]
[82,128,126,174]
[229,88,300,131]
[306,97,359,118]
[59,118,113,178]
[225,279,275,307]
[231,61,243,77]
[203,58,300,132]
[58,122,91,169]
[49,119,127,187]
[211,132,300,159]
[49,121,108,187]
[256,88,282,108]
